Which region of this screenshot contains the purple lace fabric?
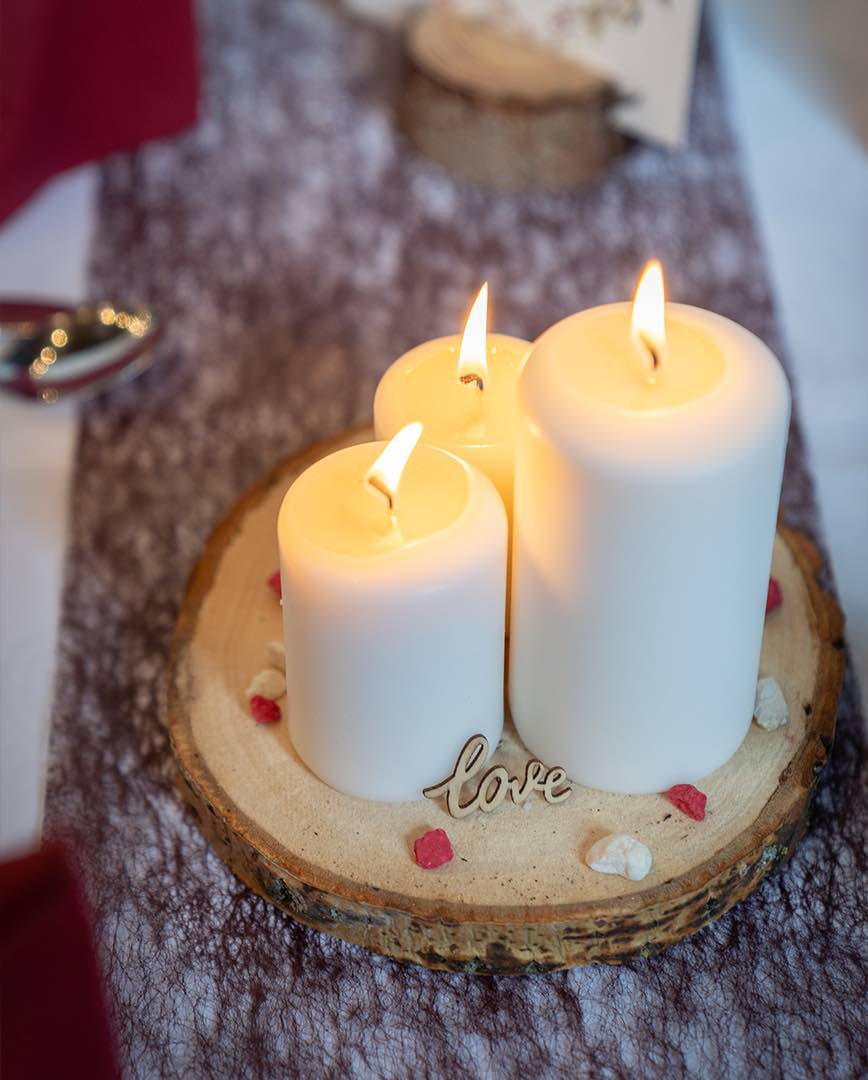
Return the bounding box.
[44,4,867,1076]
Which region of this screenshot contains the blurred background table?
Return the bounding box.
[0,0,864,927]
[5,0,864,857]
[0,1,865,1073]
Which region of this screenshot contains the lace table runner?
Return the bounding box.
[45,4,867,1076]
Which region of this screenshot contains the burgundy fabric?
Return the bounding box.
[43,3,868,1077]
[0,0,198,223]
[0,844,119,1080]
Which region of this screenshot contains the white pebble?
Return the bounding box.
[754,676,789,730]
[267,639,286,670]
[245,668,286,701]
[586,834,652,881]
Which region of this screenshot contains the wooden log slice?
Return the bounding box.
[167,427,844,974]
[397,8,626,192]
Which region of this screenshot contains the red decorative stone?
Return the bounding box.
[666,783,707,821]
[766,576,782,614]
[414,828,454,870]
[267,571,282,599]
[250,694,281,724]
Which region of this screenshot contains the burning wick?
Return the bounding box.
[364,421,424,518]
[366,474,395,512]
[459,372,484,390]
[631,260,667,380]
[457,283,489,393]
[641,335,661,373]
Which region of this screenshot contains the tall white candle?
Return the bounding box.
[278,425,507,802]
[509,264,791,794]
[374,285,532,521]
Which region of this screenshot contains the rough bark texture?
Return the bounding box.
[44,3,868,1076]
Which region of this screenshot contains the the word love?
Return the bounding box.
[423,734,572,818]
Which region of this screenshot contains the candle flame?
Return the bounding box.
[631,260,666,373]
[457,283,489,391]
[364,421,423,513]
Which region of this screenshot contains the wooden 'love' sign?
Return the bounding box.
[167,428,843,974]
[423,734,572,816]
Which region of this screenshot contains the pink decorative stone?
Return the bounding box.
[766,576,782,614]
[267,570,282,599]
[414,828,454,870]
[666,783,707,821]
[250,694,281,724]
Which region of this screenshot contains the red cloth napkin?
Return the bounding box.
[0,844,118,1080]
[0,0,198,224]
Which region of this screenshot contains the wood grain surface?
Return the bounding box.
[167,428,844,974]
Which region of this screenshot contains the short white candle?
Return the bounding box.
[374,285,532,520]
[509,263,791,794]
[278,424,507,802]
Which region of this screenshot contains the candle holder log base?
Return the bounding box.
[167,428,844,974]
[397,8,627,193]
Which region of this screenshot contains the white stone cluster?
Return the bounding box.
[244,639,288,703]
[267,639,286,670]
[754,676,789,731]
[586,833,653,881]
[245,668,286,701]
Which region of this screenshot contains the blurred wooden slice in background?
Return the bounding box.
[398,7,627,192]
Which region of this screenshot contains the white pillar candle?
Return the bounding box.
[278,424,507,802]
[374,285,532,520]
[509,263,791,794]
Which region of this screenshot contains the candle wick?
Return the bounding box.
[366,474,394,512]
[640,333,660,375]
[459,372,485,392]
